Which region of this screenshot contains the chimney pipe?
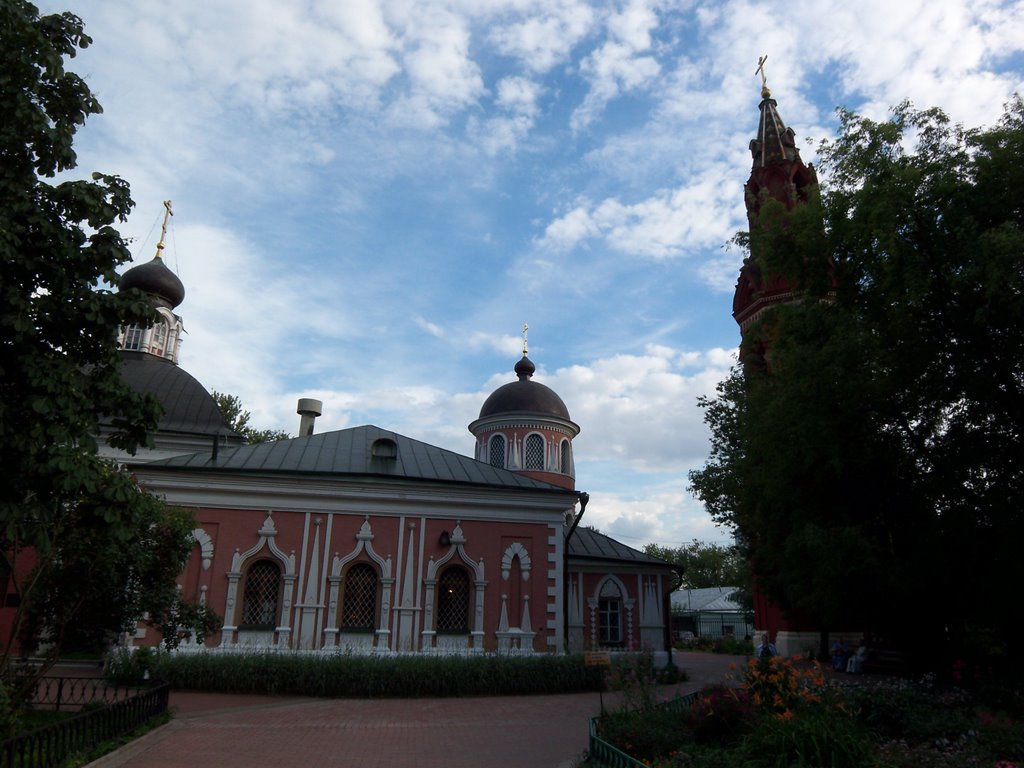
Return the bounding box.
[296,398,323,436]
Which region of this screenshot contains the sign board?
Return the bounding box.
[584,651,611,667]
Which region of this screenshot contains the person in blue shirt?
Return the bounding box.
[756,633,778,659]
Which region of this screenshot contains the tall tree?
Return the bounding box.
[212,391,290,444]
[0,1,202,711]
[644,539,749,595]
[689,100,1024,665]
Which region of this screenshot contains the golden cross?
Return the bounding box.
[755,55,768,87]
[156,199,174,257]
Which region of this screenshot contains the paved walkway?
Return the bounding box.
[88,652,745,768]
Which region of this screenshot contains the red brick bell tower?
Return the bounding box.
[732,60,829,653]
[733,58,820,368]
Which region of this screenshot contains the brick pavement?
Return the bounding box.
[87,651,745,768]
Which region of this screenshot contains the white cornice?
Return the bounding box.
[133,468,575,524]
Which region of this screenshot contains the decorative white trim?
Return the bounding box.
[190,527,213,571]
[221,511,297,648]
[422,522,486,651]
[500,542,531,581]
[323,517,394,651]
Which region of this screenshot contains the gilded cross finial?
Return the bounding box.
[155,199,174,258]
[522,322,529,355]
[755,55,770,98]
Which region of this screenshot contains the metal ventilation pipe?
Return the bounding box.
[296,398,323,436]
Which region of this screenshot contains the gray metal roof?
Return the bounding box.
[139,424,574,492]
[114,351,240,439]
[568,527,672,567]
[671,587,744,612]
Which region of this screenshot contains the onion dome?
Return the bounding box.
[478,354,571,421]
[120,255,185,309]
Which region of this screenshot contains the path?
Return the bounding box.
[88,651,744,768]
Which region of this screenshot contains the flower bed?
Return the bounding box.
[591,656,1024,768]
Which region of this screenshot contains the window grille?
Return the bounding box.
[488,435,506,468]
[598,598,621,645]
[341,563,378,631]
[560,440,571,474]
[437,567,470,633]
[152,322,167,345]
[241,560,281,628]
[524,433,544,470]
[123,325,143,351]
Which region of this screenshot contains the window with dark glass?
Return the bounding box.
[240,560,281,628]
[560,440,571,474]
[488,434,506,468]
[524,433,544,470]
[341,563,378,631]
[437,567,470,633]
[123,325,143,351]
[598,598,622,645]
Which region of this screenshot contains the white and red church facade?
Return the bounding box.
[108,232,675,656]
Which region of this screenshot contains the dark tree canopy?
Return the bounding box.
[689,100,1024,664]
[0,1,208,711]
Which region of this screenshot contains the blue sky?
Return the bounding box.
[50,0,1023,549]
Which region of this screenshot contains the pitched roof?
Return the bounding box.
[670,587,744,612]
[137,424,572,492]
[568,526,672,567]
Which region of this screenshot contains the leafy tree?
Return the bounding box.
[689,100,1024,666]
[212,391,289,443]
[644,539,749,595]
[0,1,203,710]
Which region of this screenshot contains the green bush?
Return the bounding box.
[739,706,874,768]
[147,651,604,697]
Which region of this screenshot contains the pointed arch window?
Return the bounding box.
[560,440,572,474]
[436,566,470,633]
[341,563,378,632]
[488,434,506,468]
[524,433,544,470]
[240,560,281,629]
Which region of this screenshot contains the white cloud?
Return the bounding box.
[488,3,597,73]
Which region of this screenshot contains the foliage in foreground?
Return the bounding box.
[595,656,1024,768]
[1,0,206,714]
[121,650,605,697]
[689,99,1024,665]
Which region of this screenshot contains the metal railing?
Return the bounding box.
[1,681,169,768]
[31,677,150,712]
[588,690,699,768]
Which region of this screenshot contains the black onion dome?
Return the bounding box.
[120,256,185,308]
[117,351,238,437]
[478,355,571,420]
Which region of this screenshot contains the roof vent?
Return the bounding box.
[371,437,398,459]
[297,398,323,436]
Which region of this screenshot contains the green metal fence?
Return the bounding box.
[587,690,700,768]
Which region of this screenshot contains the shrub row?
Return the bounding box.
[123,650,605,698]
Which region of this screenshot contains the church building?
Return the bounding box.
[114,211,675,656]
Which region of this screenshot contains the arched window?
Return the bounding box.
[560,440,572,474]
[488,434,506,468]
[524,433,544,470]
[240,560,281,628]
[341,563,378,631]
[436,567,470,633]
[151,321,168,354]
